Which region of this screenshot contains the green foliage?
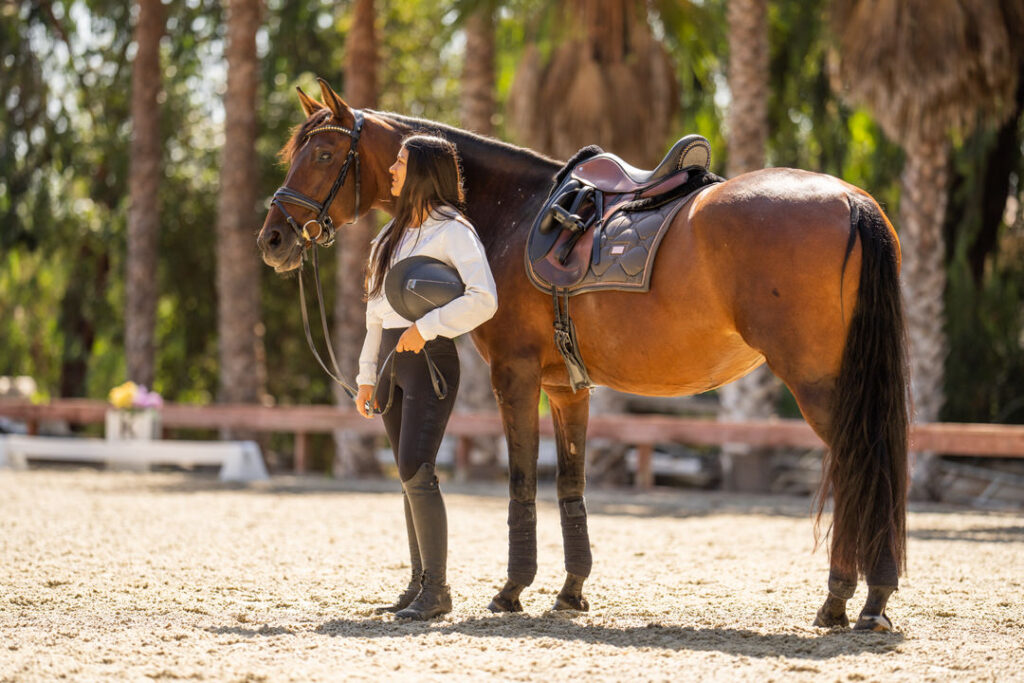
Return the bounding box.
[655,0,728,171]
[945,250,1024,423]
[942,117,1024,424]
[766,0,903,202]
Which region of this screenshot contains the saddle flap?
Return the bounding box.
[529,226,598,289]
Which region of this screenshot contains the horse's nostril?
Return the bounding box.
[268,229,283,249]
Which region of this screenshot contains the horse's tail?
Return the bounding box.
[815,193,909,580]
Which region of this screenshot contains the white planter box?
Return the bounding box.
[105,409,161,441]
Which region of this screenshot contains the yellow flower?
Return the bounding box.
[108,381,138,410]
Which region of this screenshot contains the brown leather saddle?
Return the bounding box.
[524,134,723,391]
[526,134,719,295]
[572,135,711,193]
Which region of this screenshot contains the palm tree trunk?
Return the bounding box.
[900,130,951,494]
[126,0,164,388]
[216,0,266,408]
[718,0,778,491]
[334,0,382,477]
[461,5,495,136]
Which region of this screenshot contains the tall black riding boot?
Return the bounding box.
[374,492,422,614]
[395,463,452,620]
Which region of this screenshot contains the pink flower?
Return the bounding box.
[133,386,164,409]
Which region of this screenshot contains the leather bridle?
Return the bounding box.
[272,109,364,249]
[270,109,365,399]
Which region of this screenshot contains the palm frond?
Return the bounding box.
[831,0,1024,140]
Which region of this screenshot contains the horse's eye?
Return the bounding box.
[318,150,333,162]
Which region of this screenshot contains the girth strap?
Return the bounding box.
[552,287,594,393]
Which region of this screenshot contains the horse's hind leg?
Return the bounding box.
[813,566,856,628]
[855,548,898,631]
[791,380,899,632]
[786,381,857,629]
[546,385,592,611]
[488,357,541,613]
[813,547,898,631]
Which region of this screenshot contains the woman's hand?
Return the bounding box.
[395,324,426,354]
[355,384,376,418]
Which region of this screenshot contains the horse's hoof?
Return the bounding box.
[553,593,589,612]
[853,613,892,632]
[812,606,849,628]
[488,594,523,613]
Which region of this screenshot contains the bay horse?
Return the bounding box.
[257,80,909,632]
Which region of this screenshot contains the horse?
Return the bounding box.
[257,79,909,632]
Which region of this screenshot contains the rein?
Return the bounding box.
[273,110,366,400]
[272,108,448,412]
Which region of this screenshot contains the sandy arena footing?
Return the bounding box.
[1,469,1022,682]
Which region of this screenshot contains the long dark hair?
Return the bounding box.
[365,135,466,298]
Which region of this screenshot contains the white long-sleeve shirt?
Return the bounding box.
[355,208,498,387]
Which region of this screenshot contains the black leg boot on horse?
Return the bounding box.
[375,492,422,614]
[813,551,899,631]
[395,463,452,620]
[488,360,542,613]
[548,385,592,611]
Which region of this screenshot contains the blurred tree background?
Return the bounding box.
[2,0,1022,472]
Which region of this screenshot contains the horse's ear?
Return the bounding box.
[317,77,355,126]
[296,86,324,117]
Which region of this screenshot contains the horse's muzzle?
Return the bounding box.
[257,223,302,272]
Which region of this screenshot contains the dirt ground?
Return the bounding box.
[1,468,1022,682]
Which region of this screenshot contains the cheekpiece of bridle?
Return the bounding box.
[270,109,366,399]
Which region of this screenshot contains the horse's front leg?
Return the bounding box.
[488,358,541,613]
[546,385,592,611]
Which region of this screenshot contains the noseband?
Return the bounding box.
[270,109,366,398]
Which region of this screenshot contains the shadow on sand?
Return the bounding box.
[910,524,1024,543]
[308,613,901,660]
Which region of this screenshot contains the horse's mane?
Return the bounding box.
[278,109,332,165]
[374,111,562,172]
[550,145,604,194]
[373,112,564,250]
[276,107,564,248]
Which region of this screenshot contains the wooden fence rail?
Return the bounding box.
[2,399,1023,487]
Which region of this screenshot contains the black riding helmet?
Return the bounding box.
[384,255,465,322]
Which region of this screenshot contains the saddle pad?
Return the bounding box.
[525,185,709,296]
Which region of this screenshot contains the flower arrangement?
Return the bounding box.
[108,381,164,411]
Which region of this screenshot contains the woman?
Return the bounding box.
[354,135,498,620]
